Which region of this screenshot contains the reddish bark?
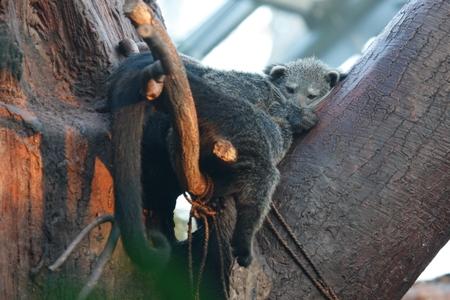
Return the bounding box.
[0,0,448,299]
[0,0,143,298]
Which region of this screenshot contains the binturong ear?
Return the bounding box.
[264,64,287,80]
[326,70,341,87]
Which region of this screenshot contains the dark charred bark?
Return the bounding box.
[0,0,449,299]
[226,1,450,299]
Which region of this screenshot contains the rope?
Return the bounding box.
[184,184,338,300]
[213,216,230,300]
[268,203,340,300]
[195,215,210,300]
[185,188,216,300]
[187,208,230,300]
[270,203,326,284]
[188,213,194,292]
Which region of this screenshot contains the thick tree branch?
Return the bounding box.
[122,0,210,197]
[234,1,450,299]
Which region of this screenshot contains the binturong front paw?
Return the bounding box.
[231,236,253,267]
[300,107,319,131]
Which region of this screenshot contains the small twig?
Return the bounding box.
[48,215,114,271]
[77,223,120,300]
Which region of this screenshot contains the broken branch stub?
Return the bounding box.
[123,0,209,197]
[213,139,238,164]
[123,1,153,26]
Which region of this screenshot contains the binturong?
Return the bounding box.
[264,57,346,108]
[110,39,345,269]
[108,57,171,272]
[109,52,318,268]
[122,40,345,112]
[180,55,345,117]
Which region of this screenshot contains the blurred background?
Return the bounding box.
[158,0,405,71]
[156,0,449,296]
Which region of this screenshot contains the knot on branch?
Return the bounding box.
[213,139,238,163]
[186,175,216,220]
[190,200,217,219]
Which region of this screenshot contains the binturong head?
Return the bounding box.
[264,57,346,108]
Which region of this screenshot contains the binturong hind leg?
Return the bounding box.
[231,163,280,267]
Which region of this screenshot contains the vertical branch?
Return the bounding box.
[122,0,210,197]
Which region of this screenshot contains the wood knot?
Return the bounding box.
[213,139,238,163]
[124,1,153,26]
[186,175,216,219]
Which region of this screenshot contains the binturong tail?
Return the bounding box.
[109,54,171,271]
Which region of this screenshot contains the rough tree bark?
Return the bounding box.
[0,0,448,300]
[0,1,150,299]
[239,0,450,299]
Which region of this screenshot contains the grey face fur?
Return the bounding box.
[265,57,341,107]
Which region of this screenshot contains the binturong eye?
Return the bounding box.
[286,86,295,94]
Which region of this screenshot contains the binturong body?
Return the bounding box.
[109,42,343,268]
[121,40,344,110]
[108,58,172,272]
[185,56,343,111]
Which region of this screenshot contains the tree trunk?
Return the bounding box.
[0,0,151,299]
[230,0,450,299]
[0,0,448,300]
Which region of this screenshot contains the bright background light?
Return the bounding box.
[418,243,450,281]
[203,6,274,71]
